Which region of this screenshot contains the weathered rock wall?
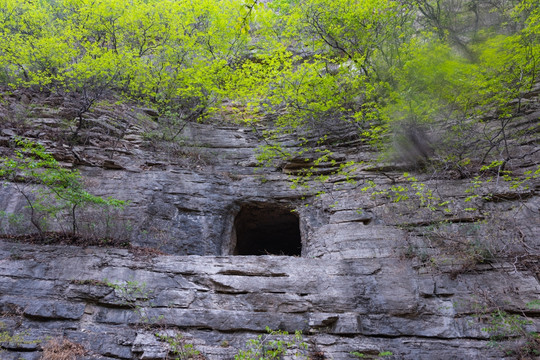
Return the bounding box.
[1,242,538,360]
[0,97,539,359]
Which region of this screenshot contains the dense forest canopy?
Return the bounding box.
[0,0,539,175]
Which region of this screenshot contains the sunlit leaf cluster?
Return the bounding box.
[0,0,538,173]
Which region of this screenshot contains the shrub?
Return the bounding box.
[235,327,308,360]
[155,332,204,360]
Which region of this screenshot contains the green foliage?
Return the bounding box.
[0,0,262,136]
[475,305,540,357]
[234,327,308,360]
[0,138,125,238]
[155,333,201,360]
[527,300,540,310]
[0,210,25,235]
[0,0,538,203]
[363,172,451,214]
[482,310,533,342]
[231,0,539,200]
[105,278,164,328]
[0,320,41,351]
[351,350,394,359]
[105,279,151,304]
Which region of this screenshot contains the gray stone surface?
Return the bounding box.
[0,100,538,359]
[0,241,538,359]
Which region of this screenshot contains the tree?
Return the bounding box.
[0,138,125,239]
[0,0,537,180]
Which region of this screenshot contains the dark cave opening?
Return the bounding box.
[233,203,302,256]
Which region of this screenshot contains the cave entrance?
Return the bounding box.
[233,203,302,256]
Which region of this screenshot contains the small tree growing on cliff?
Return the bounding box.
[0,138,125,239]
[235,327,309,360]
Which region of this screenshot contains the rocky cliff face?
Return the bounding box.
[0,93,538,359]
